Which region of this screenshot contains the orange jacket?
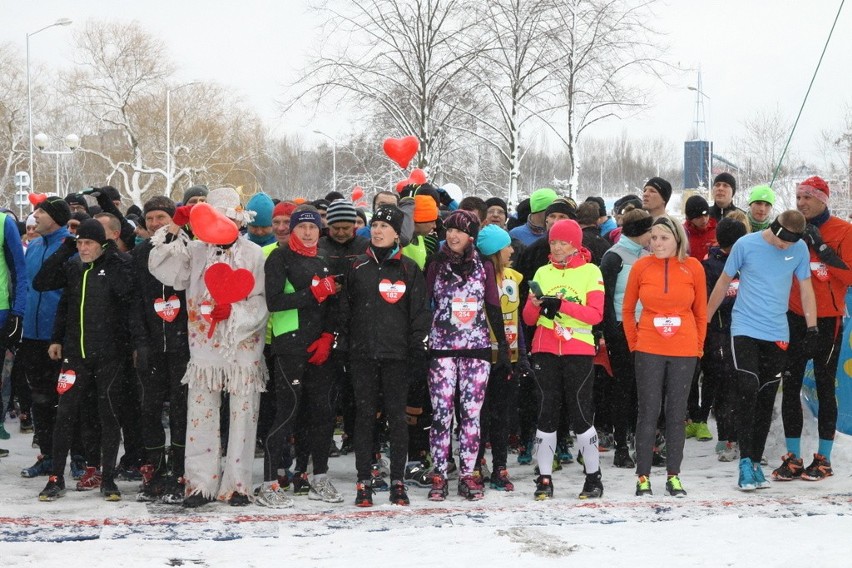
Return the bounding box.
[789,215,852,318]
[622,255,707,356]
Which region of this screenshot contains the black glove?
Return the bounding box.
[81,187,102,199]
[436,187,454,207]
[804,225,848,269]
[409,337,430,361]
[59,236,78,257]
[492,341,512,379]
[539,296,562,320]
[514,354,533,379]
[1,314,22,347]
[802,326,820,360]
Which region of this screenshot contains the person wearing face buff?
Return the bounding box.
[262,205,344,506]
[337,204,431,507]
[148,187,268,508]
[707,210,816,492]
[522,219,605,500]
[424,210,510,502]
[623,216,707,498]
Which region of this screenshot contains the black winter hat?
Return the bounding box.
[37,196,71,227]
[544,198,576,220]
[64,193,89,212]
[685,195,710,220]
[371,204,404,235]
[645,177,673,204]
[98,186,121,203]
[444,209,480,239]
[715,217,747,249]
[485,197,508,216]
[713,172,737,195]
[76,218,107,244]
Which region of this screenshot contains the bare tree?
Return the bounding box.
[459,0,565,206]
[0,43,30,207]
[551,0,668,198]
[284,0,481,180]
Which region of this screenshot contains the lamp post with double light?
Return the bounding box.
[313,130,337,194]
[34,132,80,197]
[27,18,72,194]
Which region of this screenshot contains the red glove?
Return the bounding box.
[310,276,337,304]
[172,204,194,226]
[307,332,334,365]
[211,302,232,321]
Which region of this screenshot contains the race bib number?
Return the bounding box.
[378,279,407,304]
[57,369,77,395]
[199,301,214,324]
[810,262,829,282]
[451,297,479,326]
[726,279,739,298]
[653,315,682,338]
[154,295,181,322]
[554,322,573,341]
[504,324,518,347]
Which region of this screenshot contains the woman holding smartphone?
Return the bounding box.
[522,219,605,500]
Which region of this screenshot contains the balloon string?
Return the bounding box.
[770,0,845,187]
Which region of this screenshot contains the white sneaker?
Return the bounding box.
[308,476,344,503]
[255,481,294,509]
[718,442,740,462]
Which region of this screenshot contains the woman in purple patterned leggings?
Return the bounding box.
[424,210,509,502]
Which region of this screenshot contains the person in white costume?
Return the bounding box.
[148,187,268,507]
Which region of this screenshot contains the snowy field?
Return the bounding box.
[1,401,851,567]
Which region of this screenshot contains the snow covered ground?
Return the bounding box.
[1,402,851,567]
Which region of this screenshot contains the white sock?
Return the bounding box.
[535,430,557,476]
[577,426,600,474]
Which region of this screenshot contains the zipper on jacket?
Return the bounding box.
[664,258,669,293]
[161,283,168,353]
[80,263,93,358]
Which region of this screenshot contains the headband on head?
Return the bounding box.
[769,219,803,243]
[622,215,654,237]
[652,216,681,246]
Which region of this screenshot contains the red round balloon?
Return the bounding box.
[351,186,364,201]
[382,136,419,169]
[189,203,239,245]
[409,168,427,185]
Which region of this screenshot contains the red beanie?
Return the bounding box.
[548,219,583,249]
[796,176,830,205]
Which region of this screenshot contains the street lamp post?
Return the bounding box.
[27,18,72,194]
[313,130,337,193]
[34,132,79,197]
[166,82,199,196]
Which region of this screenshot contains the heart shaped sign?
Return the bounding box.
[383,136,419,169]
[57,369,77,395]
[28,193,48,206]
[154,295,181,322]
[378,279,407,304]
[204,263,255,305]
[189,202,239,245]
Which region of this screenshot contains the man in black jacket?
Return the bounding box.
[34,219,144,502]
[131,196,190,502]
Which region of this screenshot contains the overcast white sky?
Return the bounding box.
[5,0,851,168]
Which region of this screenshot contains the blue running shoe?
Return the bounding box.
[738,457,756,491]
[517,441,533,465]
[753,463,771,489]
[21,455,53,478]
[556,443,574,464]
[70,456,87,480]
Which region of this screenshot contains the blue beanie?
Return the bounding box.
[247,193,274,227]
[290,209,323,232]
[476,224,512,257]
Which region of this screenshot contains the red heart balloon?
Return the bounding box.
[351,186,364,201]
[409,168,427,185]
[395,179,408,193]
[28,193,47,206]
[204,263,255,305]
[189,202,239,245]
[383,136,419,169]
